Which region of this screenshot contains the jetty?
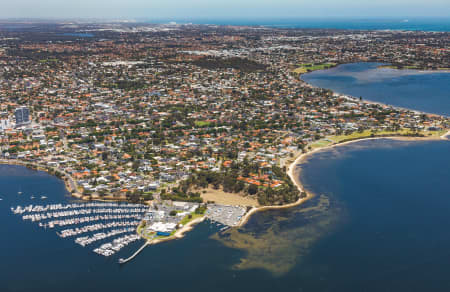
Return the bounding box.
[119,241,149,264]
[11,200,246,263]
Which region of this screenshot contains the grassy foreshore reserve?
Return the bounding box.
[293,62,337,74]
[1,25,449,251]
[116,127,450,246]
[2,128,448,239]
[309,129,447,150]
[237,128,450,227]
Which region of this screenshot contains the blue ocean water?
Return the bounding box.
[0,165,242,292]
[2,139,450,291]
[302,62,450,116]
[1,60,450,290]
[152,18,450,31]
[295,139,450,291]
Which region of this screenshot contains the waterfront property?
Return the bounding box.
[11,199,247,261]
[0,21,449,292]
[12,202,148,257]
[302,62,450,116]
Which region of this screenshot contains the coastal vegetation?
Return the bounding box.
[179,212,204,226]
[175,163,302,206]
[160,188,203,203]
[293,62,336,74]
[1,23,448,228]
[1,22,450,289]
[309,129,445,150]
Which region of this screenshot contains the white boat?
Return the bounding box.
[41,196,47,200]
[30,196,35,199]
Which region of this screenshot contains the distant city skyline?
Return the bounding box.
[1,0,449,19]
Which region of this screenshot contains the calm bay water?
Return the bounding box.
[2,60,450,291]
[302,62,450,116]
[294,139,450,291]
[2,139,450,291]
[0,165,243,292]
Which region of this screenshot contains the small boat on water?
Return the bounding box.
[41,196,47,200]
[30,196,35,199]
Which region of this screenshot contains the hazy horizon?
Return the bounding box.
[1,0,449,19]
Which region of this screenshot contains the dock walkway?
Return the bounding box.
[118,241,148,264]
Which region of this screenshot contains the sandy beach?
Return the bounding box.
[237,129,450,227]
[237,149,314,227]
[2,129,449,239]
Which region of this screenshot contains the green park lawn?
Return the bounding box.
[293,63,336,74]
[194,121,212,127]
[308,129,445,150]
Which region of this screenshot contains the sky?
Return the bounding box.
[1,0,449,19]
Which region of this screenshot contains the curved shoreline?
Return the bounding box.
[0,159,140,204]
[237,130,450,227]
[376,64,450,73]
[146,216,206,245]
[299,62,450,117]
[301,79,447,118]
[0,159,79,197]
[0,160,207,251]
[2,130,449,241]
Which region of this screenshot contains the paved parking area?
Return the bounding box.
[205,204,246,226]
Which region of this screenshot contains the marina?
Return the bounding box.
[11,202,149,258]
[75,227,135,247]
[138,202,246,242]
[0,16,449,291]
[58,221,140,238]
[10,200,247,261]
[94,234,141,257]
[2,138,450,291]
